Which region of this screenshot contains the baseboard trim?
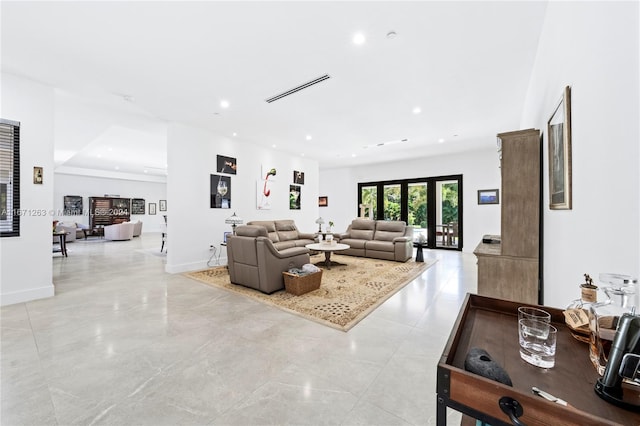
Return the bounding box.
[165,257,227,274]
[1,284,55,306]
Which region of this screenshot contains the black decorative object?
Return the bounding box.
[464,347,512,386]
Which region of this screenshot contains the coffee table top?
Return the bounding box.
[305,242,350,252]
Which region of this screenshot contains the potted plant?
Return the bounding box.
[327,221,334,233]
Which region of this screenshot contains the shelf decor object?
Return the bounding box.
[548,85,572,210]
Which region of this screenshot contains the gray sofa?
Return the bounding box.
[246,220,316,250]
[227,225,311,294]
[335,219,413,262]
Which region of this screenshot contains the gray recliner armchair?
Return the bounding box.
[227,225,310,294]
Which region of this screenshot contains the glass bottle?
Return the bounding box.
[588,274,638,375]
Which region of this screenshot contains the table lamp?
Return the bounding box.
[315,217,325,233]
[225,212,243,235]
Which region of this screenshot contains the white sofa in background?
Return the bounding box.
[131,220,143,237]
[104,222,135,241]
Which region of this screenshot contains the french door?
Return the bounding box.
[358,175,462,250]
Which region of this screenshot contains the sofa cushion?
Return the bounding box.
[350,229,374,240]
[365,240,395,252]
[351,219,376,230]
[247,221,279,242]
[236,225,268,238]
[340,239,367,249]
[374,220,406,241]
[274,220,297,232]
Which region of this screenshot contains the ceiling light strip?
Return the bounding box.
[265,74,331,103]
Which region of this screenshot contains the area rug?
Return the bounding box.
[185,254,436,332]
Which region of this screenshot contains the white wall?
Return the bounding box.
[53,173,167,233]
[165,123,320,273]
[521,2,639,308]
[319,147,502,253]
[0,73,55,305]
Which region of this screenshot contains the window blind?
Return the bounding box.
[0,118,20,237]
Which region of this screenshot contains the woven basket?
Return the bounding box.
[283,270,323,296]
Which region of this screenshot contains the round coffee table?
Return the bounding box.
[305,242,350,270]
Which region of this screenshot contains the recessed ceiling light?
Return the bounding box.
[220,100,230,109]
[97,154,102,158]
[301,153,305,157]
[412,107,421,114]
[272,144,277,148]
[232,132,237,137]
[386,31,397,39]
[144,169,148,173]
[353,33,366,45]
[306,135,312,141]
[115,166,120,170]
[107,147,113,152]
[351,153,357,158]
[438,138,446,144]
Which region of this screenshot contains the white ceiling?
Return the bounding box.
[1,1,548,174]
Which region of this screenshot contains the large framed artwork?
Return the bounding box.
[63,195,83,215]
[211,174,231,209]
[548,85,572,210]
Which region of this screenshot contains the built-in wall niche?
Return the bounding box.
[89,197,130,228]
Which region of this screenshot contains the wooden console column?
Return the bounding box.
[474,129,541,304]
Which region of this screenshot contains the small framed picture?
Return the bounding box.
[159,200,167,211]
[478,189,499,205]
[149,203,157,215]
[318,196,328,207]
[223,231,232,243]
[33,166,43,184]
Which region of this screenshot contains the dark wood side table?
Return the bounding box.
[53,231,69,257]
[437,293,640,425]
[414,242,425,262]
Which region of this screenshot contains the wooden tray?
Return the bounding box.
[436,293,640,425]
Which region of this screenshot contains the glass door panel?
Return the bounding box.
[407,182,427,242]
[436,180,459,248]
[360,185,378,219]
[383,184,401,220]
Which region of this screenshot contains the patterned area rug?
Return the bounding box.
[185,254,436,331]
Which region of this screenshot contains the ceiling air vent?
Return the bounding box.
[265,74,331,103]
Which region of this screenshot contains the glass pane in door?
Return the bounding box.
[437,180,459,247]
[383,184,401,220]
[408,182,427,242]
[360,185,377,219]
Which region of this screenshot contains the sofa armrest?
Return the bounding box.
[334,232,350,240]
[393,236,411,243]
[297,232,316,240]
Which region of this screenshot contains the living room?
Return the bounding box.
[2,0,638,314]
[1,1,639,423]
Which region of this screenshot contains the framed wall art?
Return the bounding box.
[477,189,499,205]
[33,167,43,184]
[63,195,83,215]
[149,203,157,215]
[216,155,237,174]
[548,85,572,210]
[131,198,145,215]
[318,196,328,207]
[293,170,305,184]
[211,174,231,209]
[159,200,167,211]
[289,185,301,210]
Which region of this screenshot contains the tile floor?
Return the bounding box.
[2,234,477,425]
